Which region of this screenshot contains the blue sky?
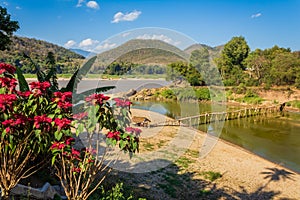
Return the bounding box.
[2,0,300,52]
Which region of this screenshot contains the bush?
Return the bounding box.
[288,100,300,109]
[195,88,210,100]
[160,89,176,99]
[235,89,264,104]
[0,61,140,200]
[233,83,247,94]
[89,182,143,200]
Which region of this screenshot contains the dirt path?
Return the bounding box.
[107,108,300,200]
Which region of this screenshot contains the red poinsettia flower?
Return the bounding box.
[125,127,142,135]
[50,141,66,150]
[71,148,81,157]
[57,101,72,109]
[33,115,52,129]
[0,77,17,91]
[106,131,121,141]
[65,137,75,145]
[85,93,110,105]
[0,63,16,74]
[113,98,132,107]
[54,118,72,130]
[2,115,28,132]
[17,91,32,98]
[52,91,73,109]
[29,81,51,95]
[0,94,17,111]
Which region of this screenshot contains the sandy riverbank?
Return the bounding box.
[120,108,300,199]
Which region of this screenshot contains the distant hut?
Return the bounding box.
[132,116,151,127]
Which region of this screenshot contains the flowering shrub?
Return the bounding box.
[0,62,140,200]
[0,63,73,199]
[50,94,140,200]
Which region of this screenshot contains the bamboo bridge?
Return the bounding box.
[153,105,280,127]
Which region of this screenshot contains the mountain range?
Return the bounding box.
[0,36,223,73]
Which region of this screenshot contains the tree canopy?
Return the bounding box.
[0,6,19,50]
[213,36,300,88]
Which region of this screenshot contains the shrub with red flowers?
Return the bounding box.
[0,63,73,199]
[0,61,140,200]
[50,93,140,200]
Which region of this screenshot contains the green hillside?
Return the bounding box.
[0,36,222,76]
[0,36,85,73]
[115,48,187,65]
[184,43,223,59]
[90,39,190,73]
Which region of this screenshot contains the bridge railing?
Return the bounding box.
[151,105,280,127]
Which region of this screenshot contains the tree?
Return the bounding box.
[189,48,222,85]
[0,6,19,50]
[216,36,250,76]
[244,46,300,87]
[244,49,271,84]
[167,61,204,86]
[215,36,250,86]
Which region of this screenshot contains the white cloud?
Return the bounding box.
[76,0,85,7]
[251,13,262,18]
[112,10,141,23]
[122,32,131,37]
[86,1,99,9]
[94,42,117,52]
[136,34,181,46]
[16,6,21,10]
[64,40,77,48]
[79,38,99,48]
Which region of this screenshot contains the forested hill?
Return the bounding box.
[184,43,223,60]
[90,39,222,73]
[0,36,85,73]
[96,39,189,63]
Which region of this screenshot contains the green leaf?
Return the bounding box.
[51,156,56,165]
[76,123,84,136]
[28,99,33,106]
[39,97,44,104]
[62,56,97,93]
[15,66,29,91]
[45,66,55,81]
[23,53,46,82]
[119,140,126,149]
[54,131,63,140]
[32,104,37,113]
[2,130,6,138]
[46,66,59,91]
[48,114,55,119]
[61,70,78,93]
